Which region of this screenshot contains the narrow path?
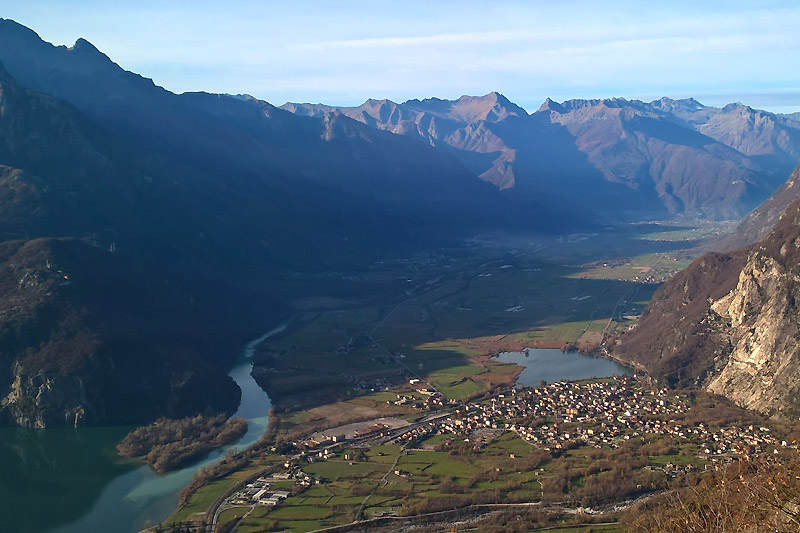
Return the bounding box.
[572,311,595,345]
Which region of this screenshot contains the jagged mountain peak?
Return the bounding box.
[722,102,757,114]
[358,97,400,118]
[536,97,560,112]
[363,97,396,106]
[69,37,107,59]
[538,98,623,114]
[539,96,708,116]
[403,91,526,123]
[455,91,511,105]
[456,91,527,121]
[0,18,44,43]
[651,96,706,113]
[0,19,163,103]
[0,20,115,74]
[279,101,335,116]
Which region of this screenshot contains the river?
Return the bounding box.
[0,322,285,533]
[496,348,632,387]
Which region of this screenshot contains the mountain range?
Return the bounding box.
[285,94,800,219]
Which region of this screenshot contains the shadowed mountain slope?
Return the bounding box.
[0,22,552,427]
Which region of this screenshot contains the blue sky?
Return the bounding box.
[2,0,800,112]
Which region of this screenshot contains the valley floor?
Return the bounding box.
[157,220,776,533]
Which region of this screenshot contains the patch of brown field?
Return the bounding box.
[275,402,412,440]
[529,340,572,349]
[275,391,421,437]
[306,403,386,426]
[575,331,603,352]
[349,399,416,416]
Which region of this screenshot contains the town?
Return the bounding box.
[205,374,786,532]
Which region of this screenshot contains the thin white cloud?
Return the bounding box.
[288,6,800,53]
[289,30,531,51]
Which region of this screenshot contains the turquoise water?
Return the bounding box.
[0,323,284,533]
[496,348,632,387]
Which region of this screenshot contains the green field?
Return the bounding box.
[304,460,382,480]
[432,377,484,400]
[167,477,240,524]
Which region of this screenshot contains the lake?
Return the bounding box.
[0,322,283,533]
[496,348,632,387]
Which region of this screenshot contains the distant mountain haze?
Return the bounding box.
[285,94,800,220]
[718,166,800,250]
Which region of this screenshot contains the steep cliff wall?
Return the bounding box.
[705,250,800,417]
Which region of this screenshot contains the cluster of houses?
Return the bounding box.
[390,388,449,410]
[493,379,781,456]
[390,423,434,445]
[387,377,783,460]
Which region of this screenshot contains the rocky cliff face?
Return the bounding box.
[0,238,243,427]
[4,363,89,427]
[705,250,800,417]
[615,180,800,417]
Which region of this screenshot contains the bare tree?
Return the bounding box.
[627,450,800,533]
